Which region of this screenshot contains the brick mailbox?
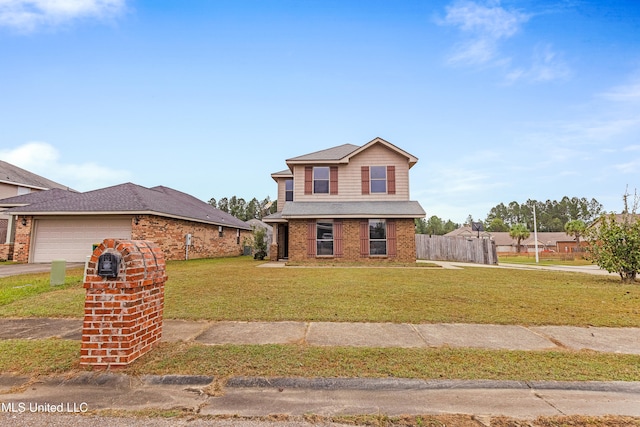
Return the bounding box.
[81,239,167,369]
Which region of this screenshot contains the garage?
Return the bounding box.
[31,216,132,263]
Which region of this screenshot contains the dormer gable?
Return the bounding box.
[284,137,417,169]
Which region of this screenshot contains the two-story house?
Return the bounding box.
[0,160,74,260]
[264,137,426,263]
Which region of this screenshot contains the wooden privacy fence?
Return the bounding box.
[416,235,498,265]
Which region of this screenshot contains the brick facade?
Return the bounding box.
[132,215,251,261]
[288,218,416,263]
[81,239,166,369]
[10,214,252,263]
[12,216,31,263]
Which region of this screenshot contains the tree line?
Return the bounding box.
[415,196,603,236]
[208,196,277,221]
[480,196,603,232]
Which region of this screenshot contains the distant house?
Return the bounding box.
[444,226,587,253]
[263,137,425,262]
[246,218,273,256]
[5,183,252,263]
[0,161,74,260]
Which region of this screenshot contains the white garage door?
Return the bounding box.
[32,217,132,263]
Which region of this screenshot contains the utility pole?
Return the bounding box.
[533,204,539,264]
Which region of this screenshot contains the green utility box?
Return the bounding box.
[50,259,66,286]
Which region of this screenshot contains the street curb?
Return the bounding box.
[141,374,215,385]
[34,373,215,387]
[5,373,640,394]
[225,377,640,393]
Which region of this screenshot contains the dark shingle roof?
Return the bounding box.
[0,160,72,191]
[6,182,251,230]
[286,144,360,162]
[0,188,74,206]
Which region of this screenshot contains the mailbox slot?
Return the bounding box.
[97,253,120,278]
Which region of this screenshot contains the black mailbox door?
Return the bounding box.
[97,253,120,278]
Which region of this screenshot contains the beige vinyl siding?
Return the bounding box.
[276,178,287,212]
[293,144,410,202]
[0,183,20,199]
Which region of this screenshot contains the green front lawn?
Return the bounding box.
[1,256,638,326]
[1,339,639,382]
[1,257,639,385]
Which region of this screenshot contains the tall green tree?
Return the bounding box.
[245,198,259,220]
[587,190,640,283]
[217,197,229,213]
[564,219,586,252]
[415,218,428,234]
[486,217,509,232]
[443,219,459,234]
[509,224,530,253]
[414,216,459,235]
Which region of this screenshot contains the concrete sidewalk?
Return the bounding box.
[1,318,639,354]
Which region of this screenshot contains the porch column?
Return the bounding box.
[269,223,279,261]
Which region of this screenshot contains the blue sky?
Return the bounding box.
[1,0,639,224]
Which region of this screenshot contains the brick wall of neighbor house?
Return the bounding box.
[132,215,251,261]
[288,218,416,263]
[0,244,13,261]
[12,216,32,263]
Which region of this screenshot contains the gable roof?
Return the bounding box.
[0,188,74,207]
[284,137,418,168]
[270,169,293,181]
[286,143,360,163]
[0,160,73,191]
[6,182,251,230]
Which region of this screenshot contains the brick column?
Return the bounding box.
[81,239,167,369]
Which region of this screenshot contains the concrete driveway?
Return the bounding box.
[427,260,619,277]
[0,262,85,278]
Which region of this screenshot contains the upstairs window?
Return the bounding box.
[370,166,387,193]
[313,167,330,194]
[285,179,293,201]
[369,219,387,255]
[361,166,395,195]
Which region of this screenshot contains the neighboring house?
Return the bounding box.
[246,218,273,256]
[4,182,252,263]
[0,161,74,260]
[263,137,426,263]
[444,226,587,253]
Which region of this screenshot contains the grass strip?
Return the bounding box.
[0,339,80,376]
[125,342,640,381]
[1,339,638,381]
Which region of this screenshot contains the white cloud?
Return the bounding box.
[0,141,133,191]
[600,78,640,102]
[505,44,571,84]
[0,0,126,32]
[614,159,640,174]
[440,1,571,83]
[440,0,529,66]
